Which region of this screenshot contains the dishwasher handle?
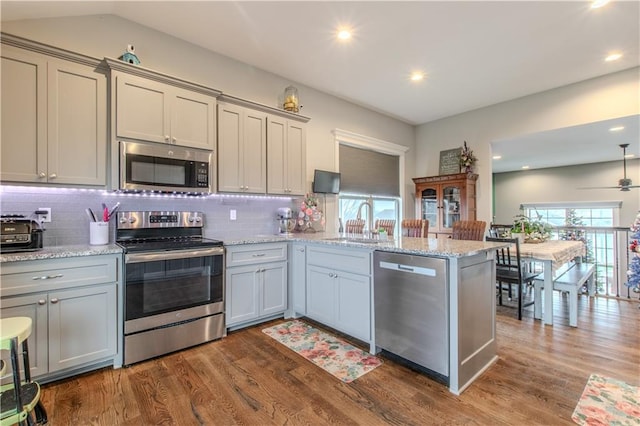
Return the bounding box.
[379,261,437,277]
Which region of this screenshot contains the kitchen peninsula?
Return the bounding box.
[222,233,504,395]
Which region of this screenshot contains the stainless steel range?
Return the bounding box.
[116,211,225,365]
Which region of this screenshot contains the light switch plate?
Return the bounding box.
[230,209,237,221]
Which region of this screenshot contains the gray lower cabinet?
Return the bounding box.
[305,245,373,347]
[0,254,119,381]
[225,243,288,328]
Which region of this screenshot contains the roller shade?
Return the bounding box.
[339,145,400,197]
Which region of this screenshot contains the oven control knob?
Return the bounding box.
[128,217,137,224]
[195,217,202,223]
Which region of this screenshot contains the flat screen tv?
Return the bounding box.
[312,169,341,194]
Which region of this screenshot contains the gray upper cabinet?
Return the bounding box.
[217,102,267,193]
[1,44,107,186]
[114,73,216,150]
[267,116,307,196]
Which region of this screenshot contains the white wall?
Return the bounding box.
[415,67,640,225]
[1,14,416,231]
[493,159,640,226]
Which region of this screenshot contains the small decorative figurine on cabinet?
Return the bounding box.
[283,85,300,113]
[119,44,140,65]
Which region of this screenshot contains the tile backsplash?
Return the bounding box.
[0,186,297,246]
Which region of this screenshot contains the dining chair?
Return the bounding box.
[486,236,539,320]
[344,219,365,234]
[451,220,486,241]
[489,223,512,238]
[374,219,396,237]
[401,219,429,237]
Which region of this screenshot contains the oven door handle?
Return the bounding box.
[125,247,224,263]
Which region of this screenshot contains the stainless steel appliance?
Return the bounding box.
[0,215,44,253]
[276,207,295,234]
[374,251,449,380]
[119,140,213,193]
[116,211,225,365]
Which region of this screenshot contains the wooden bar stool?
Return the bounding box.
[401,219,429,237]
[374,219,396,237]
[1,317,47,426]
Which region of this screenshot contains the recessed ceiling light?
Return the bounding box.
[410,72,425,82]
[609,126,625,132]
[605,53,623,62]
[521,165,530,170]
[492,155,502,160]
[337,29,352,41]
[591,0,610,9]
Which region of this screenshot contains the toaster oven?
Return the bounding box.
[0,216,44,253]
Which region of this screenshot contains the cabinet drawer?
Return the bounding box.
[307,246,371,276]
[226,243,287,267]
[0,255,118,297]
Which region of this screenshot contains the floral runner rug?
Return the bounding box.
[262,320,382,383]
[572,373,640,425]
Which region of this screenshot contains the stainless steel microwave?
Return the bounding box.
[119,141,213,193]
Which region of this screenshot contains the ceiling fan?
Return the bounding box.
[579,144,639,191]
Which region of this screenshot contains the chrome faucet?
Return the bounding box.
[356,201,373,233]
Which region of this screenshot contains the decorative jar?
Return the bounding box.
[283,86,299,113]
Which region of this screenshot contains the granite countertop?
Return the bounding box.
[216,232,505,258]
[1,233,505,264]
[0,244,123,263]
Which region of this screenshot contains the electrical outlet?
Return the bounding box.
[230,209,237,221]
[38,207,52,223]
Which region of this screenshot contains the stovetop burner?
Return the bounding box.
[117,236,223,253]
[115,211,222,253]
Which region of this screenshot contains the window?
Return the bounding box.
[523,202,621,296]
[333,129,409,236]
[339,194,400,235]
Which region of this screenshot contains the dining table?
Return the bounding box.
[518,239,586,326]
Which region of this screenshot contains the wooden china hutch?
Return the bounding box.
[413,173,478,238]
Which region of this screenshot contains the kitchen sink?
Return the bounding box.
[324,237,384,245]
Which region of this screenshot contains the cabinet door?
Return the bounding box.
[0,47,47,183]
[116,74,169,144]
[171,87,216,149]
[267,117,307,195]
[226,265,260,326]
[48,284,117,373]
[217,103,244,192]
[290,244,307,315]
[306,265,336,326]
[441,184,461,230]
[0,293,49,379]
[242,109,267,193]
[48,61,106,185]
[336,271,371,342]
[285,121,306,195]
[267,116,287,194]
[260,262,287,316]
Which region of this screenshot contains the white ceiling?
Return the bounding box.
[2,1,639,171]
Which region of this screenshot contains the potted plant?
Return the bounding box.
[511,214,552,243]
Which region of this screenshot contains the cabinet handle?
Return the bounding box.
[165,135,170,141]
[252,253,266,257]
[49,173,57,179]
[38,172,46,178]
[297,248,305,252]
[50,298,59,304]
[172,137,177,144]
[38,299,47,305]
[32,274,63,280]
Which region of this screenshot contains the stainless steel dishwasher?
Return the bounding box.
[374,251,449,378]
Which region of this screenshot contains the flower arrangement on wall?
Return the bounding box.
[459,141,477,173]
[296,194,325,232]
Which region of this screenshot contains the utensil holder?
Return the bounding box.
[90,222,109,245]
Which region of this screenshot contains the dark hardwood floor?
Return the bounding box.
[41,294,639,425]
